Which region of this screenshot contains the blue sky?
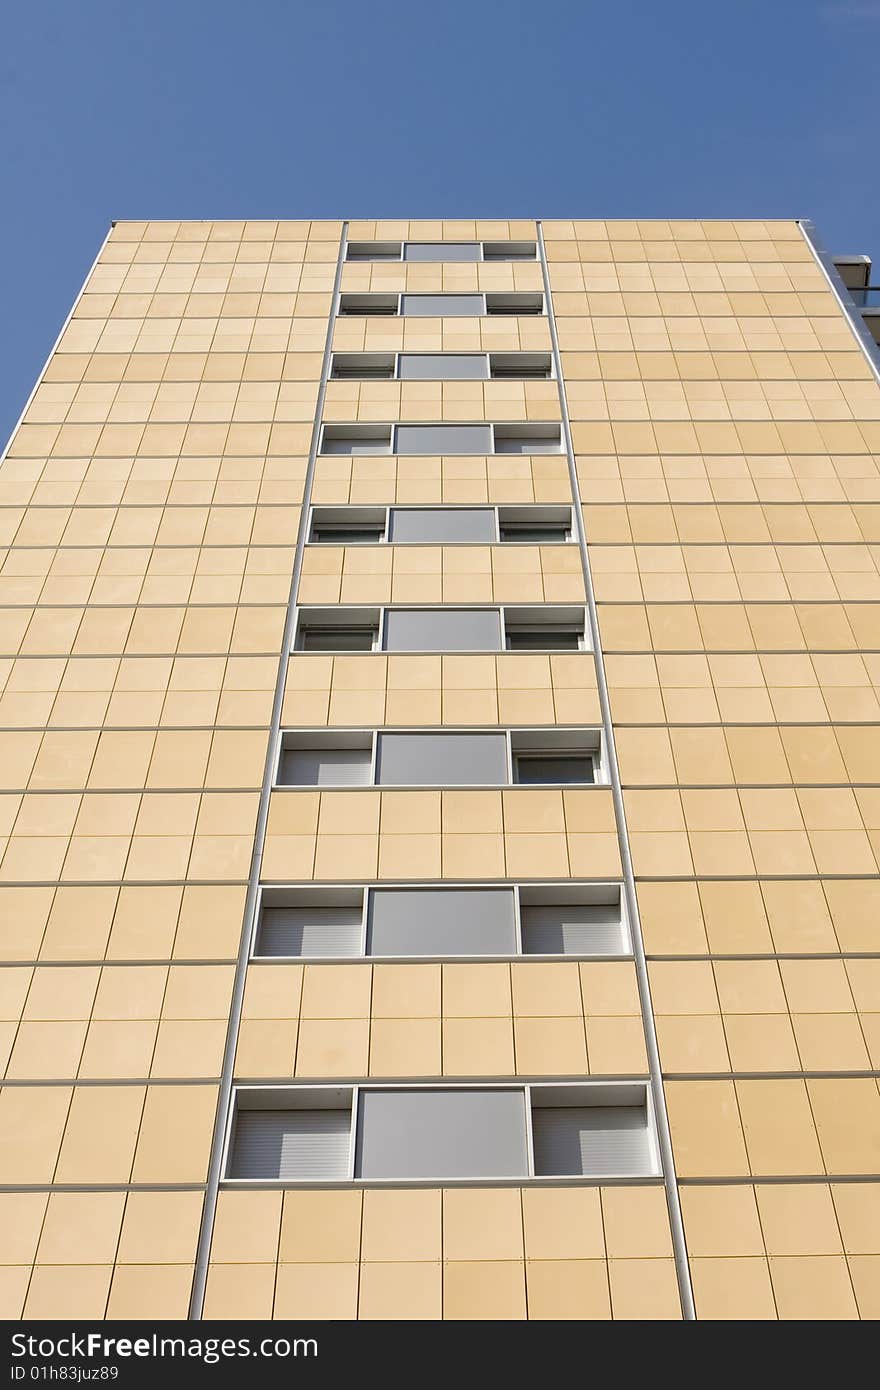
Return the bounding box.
[2,0,878,444]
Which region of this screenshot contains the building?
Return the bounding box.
[1,218,879,1322]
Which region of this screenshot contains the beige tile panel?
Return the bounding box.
[637,876,880,956]
[583,503,880,546]
[322,378,560,423]
[0,456,309,511]
[666,1077,880,1179]
[202,1183,677,1321]
[0,881,246,963]
[650,957,880,1072]
[681,1181,880,1319]
[622,784,879,881]
[0,790,259,884]
[606,655,880,726]
[338,263,544,295]
[297,543,584,605]
[0,1082,217,1184]
[1,962,235,1080]
[331,318,552,355]
[589,543,880,606]
[232,959,645,1079]
[0,653,280,732]
[311,454,572,505]
[0,548,299,611]
[0,602,287,659]
[282,652,600,728]
[261,786,621,883]
[594,600,880,656]
[578,452,880,501]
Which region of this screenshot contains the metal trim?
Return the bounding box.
[536,221,697,1320]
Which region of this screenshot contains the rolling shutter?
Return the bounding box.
[229,1108,351,1180]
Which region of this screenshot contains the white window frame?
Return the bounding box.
[344,241,538,263]
[292,605,589,653]
[293,606,382,652]
[274,726,607,788]
[249,881,630,962]
[317,421,563,456]
[329,352,554,381]
[221,1080,659,1186]
[335,293,546,318]
[307,505,574,546]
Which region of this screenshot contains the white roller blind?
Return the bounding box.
[229,1108,351,1180]
[257,906,363,958]
[278,747,371,786]
[356,1088,528,1179]
[520,903,625,956]
[532,1104,654,1178]
[367,887,516,956]
[382,608,502,652]
[376,732,508,786]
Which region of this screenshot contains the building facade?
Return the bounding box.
[1,218,879,1321]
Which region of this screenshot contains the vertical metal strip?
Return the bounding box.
[1,223,115,461]
[798,219,880,386]
[536,222,696,1320]
[189,221,349,1318]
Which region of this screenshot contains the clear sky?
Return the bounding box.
[2,0,878,444]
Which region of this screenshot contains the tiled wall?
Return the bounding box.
[2,217,878,1322]
[0,218,337,1317]
[544,218,880,1320]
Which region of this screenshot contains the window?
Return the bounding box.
[382,607,502,652]
[294,608,380,651]
[319,425,391,455]
[400,294,485,317]
[403,242,480,262]
[342,241,537,263]
[306,506,573,546]
[320,424,562,455]
[376,731,508,786]
[485,293,544,315]
[309,508,387,545]
[388,508,496,543]
[225,1082,657,1181]
[276,728,603,788]
[392,424,492,454]
[255,887,364,958]
[489,352,553,379]
[531,1085,656,1179]
[330,353,395,380]
[514,754,594,785]
[504,605,586,651]
[498,506,572,543]
[253,883,627,960]
[482,241,537,261]
[337,294,399,316]
[277,733,372,787]
[519,886,628,956]
[346,242,402,261]
[397,353,488,380]
[228,1090,352,1180]
[511,729,599,785]
[366,887,517,957]
[329,353,552,381]
[494,423,562,454]
[356,1088,529,1179]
